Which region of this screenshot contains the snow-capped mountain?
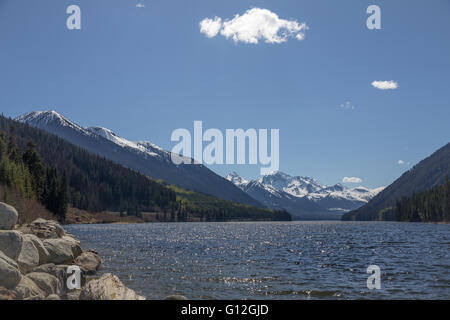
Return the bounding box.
[16,111,263,208]
[17,111,170,162]
[86,126,164,159]
[226,172,249,188]
[17,110,94,137]
[227,171,384,220]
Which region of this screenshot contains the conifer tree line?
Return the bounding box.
[0,128,67,221]
[394,177,450,222]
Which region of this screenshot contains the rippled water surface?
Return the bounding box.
[65,221,450,300]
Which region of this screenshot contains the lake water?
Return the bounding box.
[65,221,450,300]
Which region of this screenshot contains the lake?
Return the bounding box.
[65,221,450,300]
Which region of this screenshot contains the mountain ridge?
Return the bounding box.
[16,111,263,208]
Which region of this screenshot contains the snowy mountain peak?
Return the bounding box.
[85,127,168,159]
[257,171,323,197]
[16,110,91,136]
[226,172,248,188]
[86,126,141,150]
[324,183,345,192]
[87,126,117,140]
[135,141,165,152]
[261,170,291,179]
[17,110,70,125]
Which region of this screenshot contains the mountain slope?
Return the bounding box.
[342,142,450,221]
[16,111,263,208]
[0,114,178,215]
[394,178,450,222]
[227,171,384,220]
[1,115,289,222]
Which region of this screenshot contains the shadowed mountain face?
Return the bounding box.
[226,171,384,220]
[16,111,263,208]
[342,142,450,221]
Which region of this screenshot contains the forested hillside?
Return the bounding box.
[394,177,450,222]
[0,129,61,223]
[0,115,290,223]
[0,117,178,221]
[342,142,450,221]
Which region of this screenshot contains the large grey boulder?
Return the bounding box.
[61,235,82,259]
[75,250,101,275]
[23,234,51,265]
[0,251,22,289]
[79,273,145,300]
[17,237,40,273]
[18,218,65,239]
[0,231,23,260]
[26,272,62,297]
[45,294,61,300]
[33,263,68,284]
[43,238,74,264]
[32,263,86,294]
[0,203,18,230]
[13,275,45,300]
[62,234,81,246]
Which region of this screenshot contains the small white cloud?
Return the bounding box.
[136,3,145,8]
[200,8,308,44]
[199,17,222,38]
[398,160,411,165]
[340,101,355,110]
[343,177,363,183]
[372,80,399,90]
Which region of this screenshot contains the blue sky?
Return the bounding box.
[0,0,449,188]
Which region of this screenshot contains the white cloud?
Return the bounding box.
[372,80,399,90]
[199,17,222,38]
[200,8,308,44]
[340,101,355,110]
[136,3,145,8]
[343,177,363,183]
[398,160,411,165]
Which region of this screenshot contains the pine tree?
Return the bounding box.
[22,141,45,200]
[55,171,68,222]
[0,131,6,159]
[7,127,21,163]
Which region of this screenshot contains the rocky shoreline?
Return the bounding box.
[0,202,145,300]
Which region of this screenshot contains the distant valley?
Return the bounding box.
[227,171,384,220]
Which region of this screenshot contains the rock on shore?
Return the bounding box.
[79,273,145,300]
[0,203,18,230]
[0,202,145,300]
